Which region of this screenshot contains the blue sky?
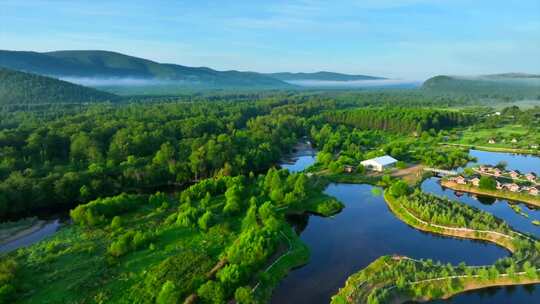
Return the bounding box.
[1,0,539,79]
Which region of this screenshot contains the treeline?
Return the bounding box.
[321,108,473,133]
[0,92,478,219]
[0,99,305,219]
[308,124,472,172]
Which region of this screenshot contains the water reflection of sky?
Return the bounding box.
[271,183,508,304]
[469,149,540,174]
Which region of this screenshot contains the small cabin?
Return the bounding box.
[509,170,521,179]
[360,155,398,172]
[488,139,496,144]
[470,177,481,187]
[344,165,355,173]
[525,172,537,182]
[496,181,503,190]
[530,187,539,196]
[493,168,502,177]
[454,175,467,185]
[506,183,520,192]
[479,166,489,173]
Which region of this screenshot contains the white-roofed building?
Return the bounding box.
[360,155,398,172]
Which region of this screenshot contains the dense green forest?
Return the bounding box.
[320,108,473,134]
[0,91,487,219]
[0,92,489,219]
[0,101,305,218]
[0,68,117,105]
[2,89,540,304]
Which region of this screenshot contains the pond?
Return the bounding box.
[270,183,509,304]
[280,142,317,173]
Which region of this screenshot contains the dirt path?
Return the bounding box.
[384,193,526,252]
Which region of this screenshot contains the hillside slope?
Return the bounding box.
[422,74,540,99]
[0,67,117,105]
[0,50,291,89]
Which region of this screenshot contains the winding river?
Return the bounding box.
[271,147,538,304]
[0,219,61,254]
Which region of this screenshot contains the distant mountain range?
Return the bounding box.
[0,50,290,89]
[0,67,117,105]
[0,50,386,92]
[422,74,540,98]
[2,49,536,98]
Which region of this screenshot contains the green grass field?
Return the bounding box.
[448,124,540,154]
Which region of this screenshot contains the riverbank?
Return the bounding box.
[0,218,45,245]
[252,226,310,302]
[383,193,517,252]
[442,142,540,156]
[441,180,540,208]
[332,255,540,304]
[330,191,540,304]
[412,275,540,303]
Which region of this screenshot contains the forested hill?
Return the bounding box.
[422,74,540,100]
[0,68,117,105]
[266,71,384,81]
[0,50,291,89]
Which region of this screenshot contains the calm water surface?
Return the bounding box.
[270,184,508,304]
[468,149,540,173]
[272,148,540,304]
[280,146,317,173]
[0,219,61,254]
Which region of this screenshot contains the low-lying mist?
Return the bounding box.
[285,79,421,88]
[59,77,181,87]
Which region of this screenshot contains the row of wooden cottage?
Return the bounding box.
[450,175,539,196]
[475,165,537,184]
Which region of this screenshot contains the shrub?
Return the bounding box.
[70,193,145,226]
[198,211,214,231]
[479,176,497,190]
[156,281,179,304]
[389,180,410,197]
[234,286,256,304]
[396,161,407,169]
[107,230,154,257]
[110,216,122,230]
[197,281,225,304]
